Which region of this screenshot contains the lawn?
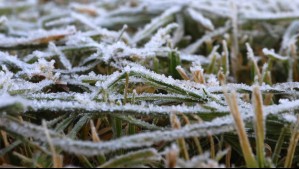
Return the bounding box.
[1,0,299,168]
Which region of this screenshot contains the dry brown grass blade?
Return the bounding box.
[181,114,203,155]
[42,121,63,168]
[90,120,101,142]
[225,144,232,168]
[252,85,265,167]
[192,69,205,84]
[0,131,9,147]
[284,115,299,168]
[224,89,258,168]
[176,66,190,80]
[170,114,189,161]
[218,70,226,85]
[165,145,178,168]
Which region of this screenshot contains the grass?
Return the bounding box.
[1,0,299,168]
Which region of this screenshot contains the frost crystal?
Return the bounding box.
[1,0,299,166]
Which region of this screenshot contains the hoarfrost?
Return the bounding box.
[281,113,297,123]
[1,0,299,160]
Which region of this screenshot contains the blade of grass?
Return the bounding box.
[252,85,265,167]
[223,89,258,168]
[284,115,299,168]
[98,149,160,168]
[170,113,189,160]
[272,126,287,166]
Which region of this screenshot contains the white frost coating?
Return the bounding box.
[274,82,299,93]
[180,53,210,64]
[7,79,54,93]
[262,48,288,61]
[79,50,101,66]
[1,0,299,158]
[280,21,299,52]
[2,96,299,155]
[6,97,299,156]
[242,11,299,20]
[265,100,299,117]
[206,75,219,87]
[182,21,231,54]
[0,16,7,25]
[0,93,28,109]
[96,41,173,63]
[71,12,119,43]
[187,8,214,31]
[76,72,108,82]
[0,114,235,156]
[132,6,182,44]
[123,64,209,99]
[0,52,32,70]
[45,17,75,28]
[190,61,203,72]
[177,152,225,168]
[281,113,297,123]
[29,99,229,115]
[65,32,96,47]
[0,66,13,93]
[22,59,56,80]
[96,70,123,89]
[55,61,100,74]
[207,83,282,94]
[27,92,78,101]
[0,26,76,48]
[145,23,178,48]
[48,42,72,70]
[279,99,290,104]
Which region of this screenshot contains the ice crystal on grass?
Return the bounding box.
[145,23,178,49]
[0,94,28,110]
[263,48,289,61]
[1,0,299,168]
[0,26,76,48]
[187,8,215,31]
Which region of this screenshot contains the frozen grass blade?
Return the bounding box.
[99,149,160,168]
[246,43,262,84]
[182,21,231,54]
[2,0,299,167]
[187,8,214,31]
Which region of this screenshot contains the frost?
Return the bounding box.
[262,48,288,61]
[281,113,297,123]
[48,42,72,70]
[0,93,28,111]
[182,21,231,54]
[132,6,182,44]
[279,99,290,104]
[1,0,299,163]
[0,51,31,69]
[65,32,95,47]
[206,75,219,87]
[145,23,178,48]
[187,8,214,31]
[0,27,76,48]
[280,21,299,52]
[0,16,7,25]
[21,58,56,79]
[0,66,13,93]
[71,12,120,43]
